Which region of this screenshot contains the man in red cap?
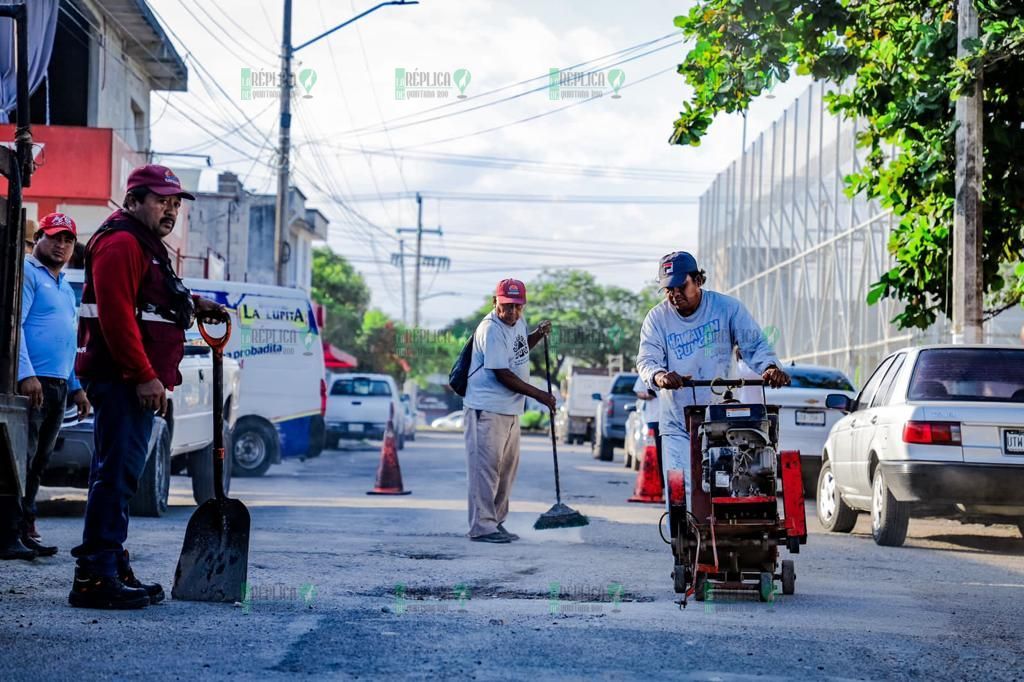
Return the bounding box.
[0,213,90,561]
[69,165,226,609]
[462,278,556,543]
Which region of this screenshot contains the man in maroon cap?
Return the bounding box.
[0,213,90,561]
[69,165,226,609]
[462,278,556,543]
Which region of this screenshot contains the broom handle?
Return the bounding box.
[543,335,562,505]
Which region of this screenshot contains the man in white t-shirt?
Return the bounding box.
[463,278,556,543]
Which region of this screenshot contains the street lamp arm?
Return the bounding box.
[292,0,419,54]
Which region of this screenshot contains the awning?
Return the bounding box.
[323,342,358,369]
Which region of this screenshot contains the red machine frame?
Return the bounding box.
[672,388,808,606]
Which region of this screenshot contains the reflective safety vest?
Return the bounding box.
[75,210,192,388]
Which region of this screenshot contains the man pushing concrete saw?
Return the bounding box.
[635,251,789,564]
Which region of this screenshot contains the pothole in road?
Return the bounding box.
[365,582,655,603]
[371,548,461,561]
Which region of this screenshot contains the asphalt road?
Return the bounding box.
[2,430,1023,680]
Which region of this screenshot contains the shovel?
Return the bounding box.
[172,317,250,602]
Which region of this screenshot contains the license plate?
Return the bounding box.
[1004,430,1024,454]
[795,410,826,426]
[348,423,364,433]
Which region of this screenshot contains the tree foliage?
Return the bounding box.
[670,0,1024,329]
[442,270,661,377]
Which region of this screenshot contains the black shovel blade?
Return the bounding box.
[171,498,251,602]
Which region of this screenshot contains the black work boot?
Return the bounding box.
[21,521,57,557]
[68,568,150,609]
[119,550,165,604]
[0,535,37,561]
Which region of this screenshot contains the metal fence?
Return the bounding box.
[699,82,1022,386]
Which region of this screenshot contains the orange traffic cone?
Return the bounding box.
[367,421,411,495]
[628,428,664,504]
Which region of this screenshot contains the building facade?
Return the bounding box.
[187,172,328,291]
[699,81,1022,384]
[1,0,190,260]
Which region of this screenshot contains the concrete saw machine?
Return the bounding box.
[668,379,807,606]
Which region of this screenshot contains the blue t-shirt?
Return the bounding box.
[18,256,81,391]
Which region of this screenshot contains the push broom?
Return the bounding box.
[534,335,589,530]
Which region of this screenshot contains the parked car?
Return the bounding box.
[554,367,607,445]
[764,364,857,495]
[431,410,465,430]
[591,372,638,461]
[623,402,645,470]
[818,345,1024,546]
[44,339,241,517]
[400,395,417,442]
[186,278,327,477]
[325,373,405,449]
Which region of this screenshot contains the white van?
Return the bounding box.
[185,278,326,477]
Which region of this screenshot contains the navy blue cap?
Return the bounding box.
[658,251,699,289]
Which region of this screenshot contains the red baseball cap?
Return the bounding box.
[126,164,195,200]
[495,278,527,304]
[39,212,77,237]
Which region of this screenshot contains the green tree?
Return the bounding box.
[311,247,371,354]
[670,1,1024,329]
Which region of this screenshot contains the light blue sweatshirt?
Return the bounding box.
[18,256,81,391]
[635,291,778,436]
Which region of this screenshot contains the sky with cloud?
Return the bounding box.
[149,0,811,329]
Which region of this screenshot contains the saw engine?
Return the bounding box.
[699,399,776,499]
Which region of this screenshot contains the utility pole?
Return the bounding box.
[273,0,293,286]
[396,193,444,328]
[952,0,984,344]
[398,238,407,324]
[273,0,418,287]
[413,192,423,328]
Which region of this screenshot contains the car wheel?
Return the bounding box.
[232,420,275,477]
[397,433,406,450]
[871,467,909,547]
[816,460,857,533]
[593,433,614,461]
[408,431,416,442]
[130,417,171,517]
[190,419,233,505]
[624,451,634,469]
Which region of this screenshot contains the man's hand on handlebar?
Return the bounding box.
[762,366,791,389]
[654,371,692,390]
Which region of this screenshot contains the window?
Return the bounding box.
[854,356,895,411]
[871,354,906,408]
[31,4,91,126]
[908,349,1024,403]
[331,378,392,397]
[611,374,638,395]
[787,367,855,391]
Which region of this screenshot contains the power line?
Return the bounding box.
[325,31,681,140]
[337,191,698,204]
[395,65,676,151]
[324,39,682,141]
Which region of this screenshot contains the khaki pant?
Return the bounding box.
[464,408,521,537]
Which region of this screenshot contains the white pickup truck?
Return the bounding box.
[554,367,608,445]
[325,373,405,449]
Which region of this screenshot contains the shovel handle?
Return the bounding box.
[198,317,231,500]
[198,317,232,353]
